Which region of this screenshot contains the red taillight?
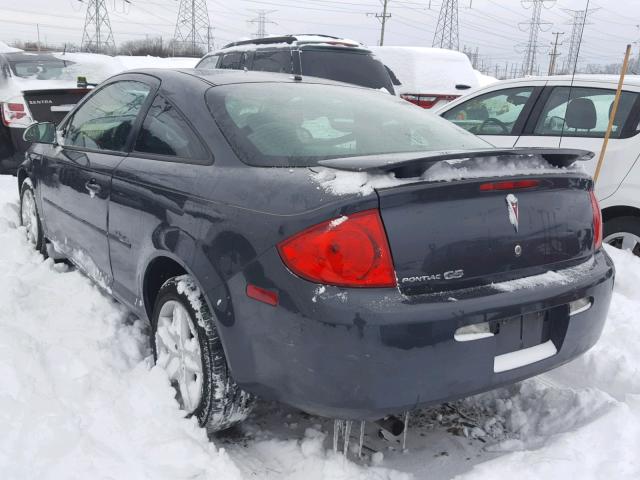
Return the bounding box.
[400,93,458,109]
[277,209,396,288]
[590,190,602,250]
[1,100,32,127]
[479,180,540,191]
[7,103,25,112]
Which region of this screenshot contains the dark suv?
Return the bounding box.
[196,35,396,94]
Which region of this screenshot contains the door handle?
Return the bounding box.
[85,179,102,196]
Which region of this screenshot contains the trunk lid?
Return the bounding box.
[22,88,90,124]
[378,175,594,294]
[319,148,596,295]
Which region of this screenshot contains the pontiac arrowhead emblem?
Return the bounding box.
[506,194,519,232]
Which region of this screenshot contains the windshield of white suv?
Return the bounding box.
[208,82,490,167]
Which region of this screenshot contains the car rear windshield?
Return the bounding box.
[8,56,76,80]
[207,82,490,167]
[300,49,394,94]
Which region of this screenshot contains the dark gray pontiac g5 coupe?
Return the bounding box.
[17,68,614,432]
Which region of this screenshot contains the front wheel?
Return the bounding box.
[151,275,254,432]
[603,216,640,257]
[19,180,46,255]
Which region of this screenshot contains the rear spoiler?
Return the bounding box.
[318,148,594,174]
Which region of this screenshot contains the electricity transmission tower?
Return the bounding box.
[562,8,596,74]
[518,0,554,77]
[174,0,211,56]
[432,0,459,50]
[548,31,563,75]
[367,0,392,46]
[249,10,276,39]
[80,0,116,53]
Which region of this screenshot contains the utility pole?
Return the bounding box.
[80,0,116,53]
[36,24,41,52]
[548,31,564,75]
[562,7,596,74]
[174,0,211,55]
[249,9,276,39]
[518,0,554,77]
[367,0,392,46]
[432,0,460,50]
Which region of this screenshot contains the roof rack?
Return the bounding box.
[222,36,296,49]
[221,34,359,50]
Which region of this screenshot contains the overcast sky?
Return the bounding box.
[0,0,638,70]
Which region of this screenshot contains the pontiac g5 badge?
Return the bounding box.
[506,194,519,232]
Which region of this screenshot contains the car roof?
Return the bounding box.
[124,68,369,90]
[494,74,640,88]
[210,34,370,55]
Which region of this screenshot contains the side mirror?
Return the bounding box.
[23,122,56,145]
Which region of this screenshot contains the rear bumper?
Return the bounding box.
[220,249,614,420]
[0,126,26,175]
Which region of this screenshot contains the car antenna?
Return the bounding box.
[559,0,590,147]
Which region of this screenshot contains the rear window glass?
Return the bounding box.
[207,82,489,167]
[300,50,394,94]
[8,57,76,80]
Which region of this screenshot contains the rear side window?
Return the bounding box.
[65,80,150,152]
[300,50,394,94]
[534,86,640,138]
[134,95,209,162]
[251,50,292,73]
[197,55,220,69]
[219,52,246,70]
[207,82,489,167]
[442,87,535,135]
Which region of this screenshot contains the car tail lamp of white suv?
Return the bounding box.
[1,96,34,128]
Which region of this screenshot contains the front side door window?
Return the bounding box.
[64,80,151,151]
[441,86,535,136]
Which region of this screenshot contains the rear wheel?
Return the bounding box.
[151,275,254,432]
[603,216,640,257]
[19,180,46,256]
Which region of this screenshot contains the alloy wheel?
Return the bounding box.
[21,188,39,247]
[603,232,640,256]
[155,300,204,413]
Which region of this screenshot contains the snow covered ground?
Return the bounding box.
[0,174,638,479]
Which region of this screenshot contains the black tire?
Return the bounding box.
[151,274,254,432]
[603,216,640,257]
[19,180,47,256]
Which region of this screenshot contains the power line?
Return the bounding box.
[367,0,391,46]
[432,0,459,50]
[562,7,597,74]
[80,0,116,53]
[248,9,276,38]
[519,0,554,76]
[548,31,563,75]
[173,0,211,55]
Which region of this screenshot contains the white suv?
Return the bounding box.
[436,75,640,255]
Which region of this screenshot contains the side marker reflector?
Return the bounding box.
[246,284,279,306]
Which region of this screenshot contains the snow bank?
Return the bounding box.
[0,175,412,479]
[369,46,478,95]
[0,41,21,53]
